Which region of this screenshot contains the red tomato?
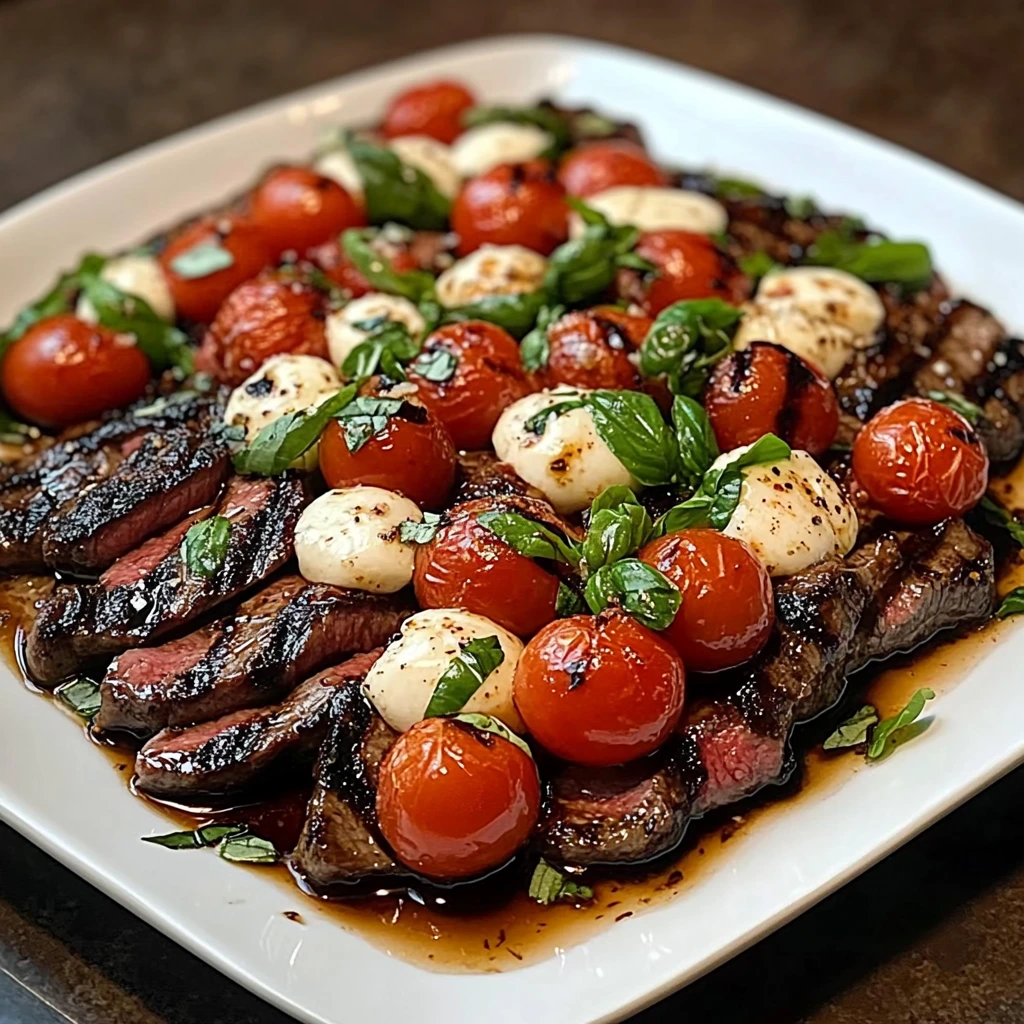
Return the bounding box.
[513,611,686,766]
[318,387,457,510]
[451,160,568,256]
[381,80,476,144]
[532,305,651,391]
[414,496,576,636]
[619,230,748,315]
[852,398,989,525]
[194,270,328,386]
[1,315,151,429]
[408,321,530,450]
[558,140,667,197]
[638,530,774,673]
[159,215,272,324]
[704,342,839,455]
[250,166,364,258]
[376,716,541,880]
[305,238,422,297]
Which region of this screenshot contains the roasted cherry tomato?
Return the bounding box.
[514,611,686,766]
[250,166,364,257]
[852,397,989,525]
[558,140,667,197]
[194,269,328,386]
[531,305,651,391]
[639,529,774,673]
[381,80,476,144]
[618,230,748,316]
[408,321,530,450]
[306,237,422,297]
[451,160,568,256]
[376,716,541,880]
[704,342,839,455]
[414,495,576,636]
[159,215,272,324]
[1,315,151,429]
[319,386,457,509]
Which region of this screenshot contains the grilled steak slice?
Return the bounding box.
[452,451,543,504]
[291,685,401,889]
[97,577,412,735]
[25,474,307,685]
[135,650,383,798]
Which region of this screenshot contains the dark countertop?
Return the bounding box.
[2,1,1024,1021]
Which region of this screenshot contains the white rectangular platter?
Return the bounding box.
[1,33,1023,1024]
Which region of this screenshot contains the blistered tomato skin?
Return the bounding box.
[413,496,572,636]
[638,529,774,673]
[375,716,541,880]
[513,611,686,767]
[451,160,569,257]
[381,80,476,145]
[704,342,839,455]
[408,321,531,451]
[558,141,667,197]
[1,315,151,428]
[852,398,989,525]
[159,215,272,324]
[532,306,652,391]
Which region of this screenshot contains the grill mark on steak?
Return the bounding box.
[135,650,383,798]
[24,473,307,685]
[96,577,413,736]
[452,451,544,504]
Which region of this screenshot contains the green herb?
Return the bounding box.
[523,396,586,435]
[588,484,643,517]
[169,240,234,279]
[714,177,763,199]
[866,688,935,761]
[671,395,720,492]
[218,834,280,864]
[924,390,984,425]
[528,859,593,905]
[804,231,932,288]
[463,105,570,153]
[451,712,533,760]
[233,382,359,476]
[581,502,653,574]
[424,636,506,718]
[822,705,879,751]
[583,558,680,630]
[997,587,1024,618]
[399,512,441,545]
[335,395,404,452]
[520,304,565,372]
[571,111,618,140]
[476,510,581,565]
[442,289,548,339]
[341,319,421,380]
[341,229,437,302]
[979,495,1024,547]
[738,251,779,280]
[409,347,458,383]
[181,516,231,578]
[142,824,247,849]
[1,254,105,346]
[54,678,102,720]
[0,411,34,445]
[784,195,817,219]
[584,389,680,487]
[555,582,584,617]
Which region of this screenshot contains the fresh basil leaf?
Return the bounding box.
[805,231,932,288]
[233,382,359,476]
[523,396,586,435]
[784,195,817,219]
[555,582,585,617]
[520,304,565,373]
[218,834,280,864]
[997,586,1024,618]
[581,504,653,574]
[528,859,593,905]
[54,678,102,720]
[654,496,715,535]
[738,251,779,280]
[588,485,642,517]
[584,389,679,487]
[341,229,437,302]
[924,390,984,425]
[980,496,1024,547]
[409,347,458,383]
[866,688,935,761]
[671,395,719,490]
[169,240,234,279]
[451,712,533,760]
[181,516,231,578]
[570,111,618,140]
[335,395,404,452]
[442,289,548,339]
[0,410,35,445]
[583,558,680,630]
[347,137,450,230]
[823,705,879,751]
[714,177,763,199]
[476,510,581,566]
[399,512,441,545]
[725,433,792,472]
[341,319,421,381]
[142,823,247,849]
[424,636,506,718]
[462,105,569,153]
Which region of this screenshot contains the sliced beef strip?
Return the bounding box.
[135,650,383,798]
[97,577,413,736]
[452,451,544,505]
[25,473,307,685]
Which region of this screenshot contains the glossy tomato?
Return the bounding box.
[639,529,774,673]
[558,140,667,197]
[159,215,272,324]
[305,237,422,297]
[381,80,476,144]
[514,611,686,766]
[376,716,540,880]
[1,315,151,429]
[852,397,989,525]
[414,495,576,636]
[194,270,328,386]
[451,160,568,256]
[704,342,839,455]
[408,321,530,450]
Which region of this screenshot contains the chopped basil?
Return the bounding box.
[54,678,102,720]
[738,251,780,280]
[823,705,879,751]
[142,823,247,849]
[671,395,720,492]
[399,512,441,545]
[520,304,565,373]
[341,319,421,381]
[867,688,935,761]
[181,516,231,578]
[523,396,586,436]
[784,195,818,219]
[581,503,653,574]
[442,289,548,339]
[335,395,404,452]
[528,859,593,905]
[476,510,581,565]
[997,587,1024,618]
[169,240,234,279]
[451,712,534,760]
[462,105,569,153]
[979,495,1024,547]
[805,230,932,288]
[409,347,458,383]
[555,582,585,617]
[424,636,506,718]
[924,390,984,424]
[583,558,680,630]
[713,177,763,199]
[341,229,437,302]
[218,834,280,864]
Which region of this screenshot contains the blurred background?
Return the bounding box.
[2,1,1024,1022]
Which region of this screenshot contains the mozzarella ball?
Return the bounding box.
[451,122,553,178]
[76,252,176,322]
[757,266,885,338]
[571,186,728,237]
[388,135,461,199]
[325,293,427,367]
[363,609,525,733]
[314,147,364,203]
[492,388,637,514]
[435,244,547,308]
[718,447,858,576]
[295,486,421,594]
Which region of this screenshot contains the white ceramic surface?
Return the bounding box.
[1,34,1023,1024]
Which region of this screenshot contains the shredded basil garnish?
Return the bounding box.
[424,637,506,718]
[823,705,879,751]
[334,395,404,452]
[866,688,935,761]
[997,587,1024,618]
[218,834,280,864]
[409,347,458,383]
[528,859,593,905]
[169,241,234,279]
[451,712,534,760]
[925,390,984,425]
[341,319,421,381]
[181,516,231,578]
[142,824,247,849]
[979,495,1024,547]
[54,678,102,720]
[341,229,437,302]
[519,304,565,373]
[399,512,441,545]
